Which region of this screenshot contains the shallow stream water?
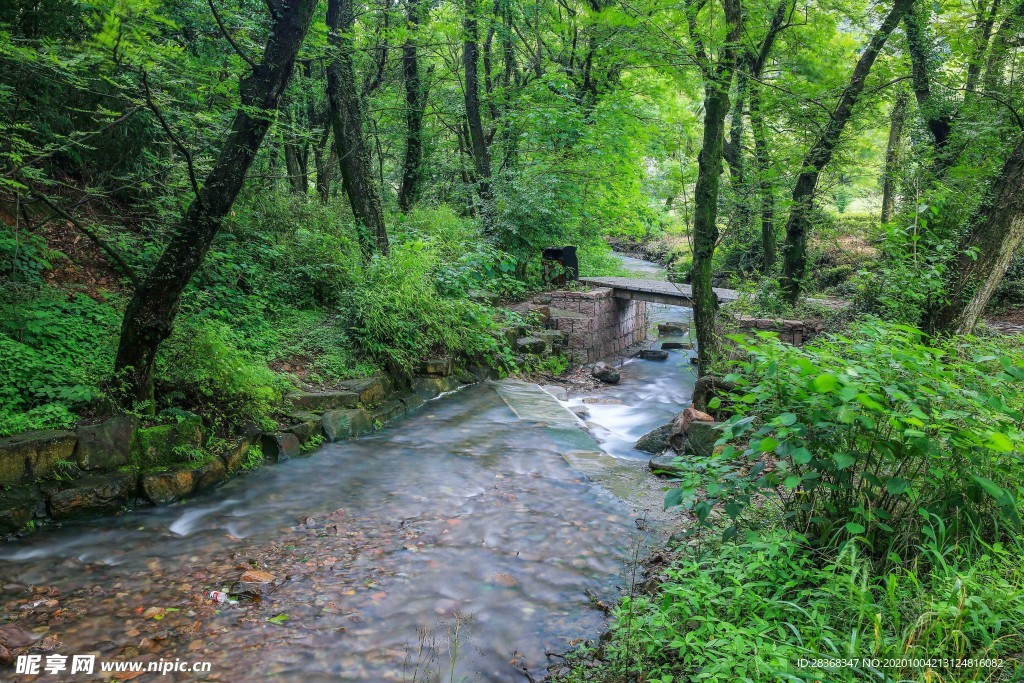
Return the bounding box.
[0,255,697,682]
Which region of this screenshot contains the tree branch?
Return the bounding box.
[141,70,203,200]
[207,0,258,68]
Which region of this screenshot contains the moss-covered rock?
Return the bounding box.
[285,390,359,412]
[0,430,77,485]
[75,416,138,470]
[130,416,204,468]
[337,377,386,405]
[260,432,301,462]
[321,409,372,441]
[193,457,227,491]
[221,437,255,474]
[0,489,43,533]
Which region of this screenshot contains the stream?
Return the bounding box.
[0,255,696,682]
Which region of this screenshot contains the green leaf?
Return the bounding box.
[267,614,289,624]
[985,432,1014,452]
[708,396,721,409]
[791,447,812,465]
[812,374,839,393]
[844,522,866,535]
[777,412,797,426]
[832,452,856,469]
[885,477,908,495]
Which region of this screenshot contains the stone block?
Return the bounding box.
[283,419,324,447]
[285,390,359,412]
[131,416,203,468]
[142,469,195,505]
[47,472,137,519]
[0,489,42,533]
[0,430,77,485]
[75,416,138,470]
[260,432,301,462]
[369,400,406,426]
[418,358,454,377]
[221,437,255,474]
[338,377,387,405]
[193,457,228,491]
[321,409,373,441]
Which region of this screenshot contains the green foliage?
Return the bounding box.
[562,529,1024,682]
[242,442,264,471]
[0,293,120,436]
[348,241,512,374]
[667,320,1024,554]
[156,318,289,426]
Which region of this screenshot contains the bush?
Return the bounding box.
[570,528,1024,683]
[347,241,512,374]
[0,294,121,436]
[667,320,1024,554]
[156,318,288,426]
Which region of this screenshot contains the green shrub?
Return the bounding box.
[667,320,1024,554]
[156,318,289,425]
[348,241,512,374]
[0,293,121,436]
[572,529,1024,682]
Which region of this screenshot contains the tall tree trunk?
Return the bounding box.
[983,0,1024,90]
[313,133,337,204]
[779,0,910,304]
[928,137,1024,333]
[966,0,1001,96]
[690,0,743,374]
[327,0,389,256]
[398,0,425,213]
[904,0,953,149]
[283,127,309,194]
[881,89,908,224]
[749,81,775,273]
[113,0,318,408]
[463,0,493,224]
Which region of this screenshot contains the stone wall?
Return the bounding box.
[734,316,822,346]
[549,288,648,363]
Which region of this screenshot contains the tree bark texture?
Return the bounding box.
[928,137,1024,333]
[463,0,494,224]
[398,0,426,213]
[749,81,775,273]
[327,0,389,256]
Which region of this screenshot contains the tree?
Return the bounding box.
[779,0,912,304]
[928,137,1024,333]
[397,0,426,213]
[463,0,493,224]
[114,0,320,407]
[327,0,389,256]
[688,0,743,373]
[880,89,908,224]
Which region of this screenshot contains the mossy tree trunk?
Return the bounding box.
[880,89,908,224]
[689,0,742,375]
[928,137,1024,333]
[398,0,426,214]
[113,0,319,409]
[327,0,389,257]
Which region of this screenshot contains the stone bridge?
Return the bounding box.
[577,276,740,307]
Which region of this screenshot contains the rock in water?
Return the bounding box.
[634,423,672,454]
[669,406,717,452]
[591,362,620,384]
[637,349,670,361]
[649,455,685,477]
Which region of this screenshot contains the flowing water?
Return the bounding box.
[0,256,696,682]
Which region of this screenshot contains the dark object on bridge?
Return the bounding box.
[542,246,578,286]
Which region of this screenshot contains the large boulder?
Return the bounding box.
[418,358,454,377]
[634,423,672,454]
[321,409,372,441]
[369,400,406,426]
[669,406,717,453]
[282,419,323,447]
[685,421,724,458]
[691,375,736,414]
[131,416,203,468]
[221,437,256,474]
[75,416,138,470]
[412,376,461,401]
[637,349,669,361]
[47,471,137,519]
[0,430,77,485]
[193,457,228,491]
[515,336,546,354]
[591,362,620,384]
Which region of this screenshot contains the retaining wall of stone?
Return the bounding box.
[549,288,648,363]
[734,316,822,346]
